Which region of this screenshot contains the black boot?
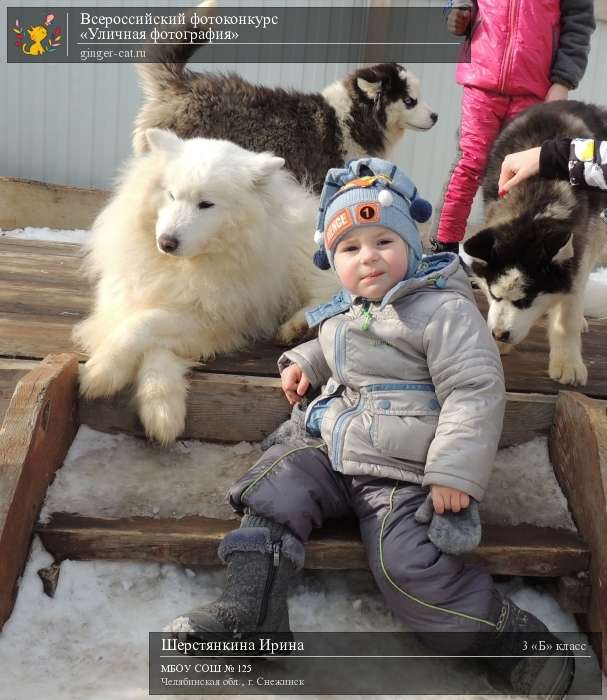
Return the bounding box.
[429,237,459,254]
[486,597,575,699]
[166,515,304,642]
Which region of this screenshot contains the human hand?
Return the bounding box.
[545,83,569,103]
[281,363,311,405]
[447,8,471,35]
[430,485,470,514]
[498,146,541,195]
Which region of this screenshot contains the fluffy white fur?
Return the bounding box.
[73,130,338,444]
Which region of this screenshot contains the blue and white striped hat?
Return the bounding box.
[313,158,432,278]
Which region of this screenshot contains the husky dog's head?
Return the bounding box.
[145,129,285,258]
[464,182,578,346]
[353,63,437,131]
[323,63,436,158]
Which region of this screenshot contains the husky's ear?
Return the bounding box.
[463,228,496,265]
[145,128,182,154]
[357,77,382,100]
[251,153,285,184]
[543,227,574,262]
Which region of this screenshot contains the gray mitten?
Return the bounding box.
[414,492,481,555]
[261,398,321,450]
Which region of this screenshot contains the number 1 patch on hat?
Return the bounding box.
[355,203,380,224]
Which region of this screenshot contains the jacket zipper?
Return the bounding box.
[498,0,518,94]
[334,319,347,384]
[330,394,365,470]
[258,542,281,627]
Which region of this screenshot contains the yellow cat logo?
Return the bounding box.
[13,14,62,57]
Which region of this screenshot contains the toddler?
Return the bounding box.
[169,159,574,696]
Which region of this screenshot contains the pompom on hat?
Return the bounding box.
[313,158,431,278]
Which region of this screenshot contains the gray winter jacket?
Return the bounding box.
[279,253,506,502]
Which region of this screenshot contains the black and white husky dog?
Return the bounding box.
[134,8,437,192]
[464,101,607,386]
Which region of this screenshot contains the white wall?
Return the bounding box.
[1,0,606,220]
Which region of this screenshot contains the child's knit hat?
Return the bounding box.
[313,157,432,278]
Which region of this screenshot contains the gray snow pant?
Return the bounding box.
[228,444,503,648]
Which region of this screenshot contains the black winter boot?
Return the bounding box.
[166,515,304,642]
[429,237,459,254]
[486,597,575,699]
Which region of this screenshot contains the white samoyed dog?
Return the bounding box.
[73,129,338,443]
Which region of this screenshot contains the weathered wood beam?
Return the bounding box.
[36,513,589,580]
[80,373,556,448]
[549,391,607,671]
[0,176,107,231]
[0,354,79,630]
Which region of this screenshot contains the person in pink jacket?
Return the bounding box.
[430,0,595,253]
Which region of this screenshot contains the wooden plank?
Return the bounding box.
[473,291,607,398]
[2,237,607,398]
[0,316,85,361]
[0,236,84,257]
[36,513,589,580]
[0,359,38,426]
[80,372,291,443]
[0,354,79,630]
[81,372,554,447]
[549,391,607,671]
[0,177,108,231]
[501,392,556,447]
[0,283,89,318]
[596,0,607,23]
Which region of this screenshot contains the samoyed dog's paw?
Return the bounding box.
[581,316,589,333]
[79,351,134,398]
[277,311,309,346]
[138,393,187,445]
[549,353,588,386]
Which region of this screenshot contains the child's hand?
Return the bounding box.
[545,83,569,103]
[281,363,311,405]
[430,485,470,514]
[498,146,541,195]
[447,8,471,35]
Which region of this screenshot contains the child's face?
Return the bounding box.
[333,226,408,301]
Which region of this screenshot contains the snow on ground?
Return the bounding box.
[39,427,262,523]
[40,427,576,532]
[585,267,607,319]
[0,537,602,700]
[0,226,89,245]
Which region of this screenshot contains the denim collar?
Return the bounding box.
[305,253,459,328]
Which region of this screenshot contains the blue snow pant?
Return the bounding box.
[228,443,503,649]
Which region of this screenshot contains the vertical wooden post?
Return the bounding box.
[549,391,607,671]
[0,354,79,629]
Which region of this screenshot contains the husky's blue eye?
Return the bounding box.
[403,97,417,108]
[198,201,214,209]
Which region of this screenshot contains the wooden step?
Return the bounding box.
[1,236,607,398]
[0,358,557,447]
[36,512,590,580]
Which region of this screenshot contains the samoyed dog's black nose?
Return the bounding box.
[492,328,510,342]
[158,234,179,253]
